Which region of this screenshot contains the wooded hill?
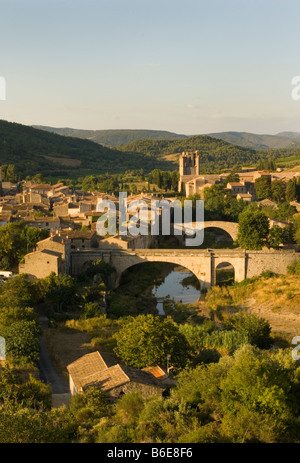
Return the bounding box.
[0,120,175,178]
[32,126,188,147]
[1,120,299,179]
[35,125,300,151]
[116,135,262,173]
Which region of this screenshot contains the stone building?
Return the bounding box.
[23,216,62,231]
[63,230,99,250]
[67,351,168,400]
[18,230,100,279]
[19,234,71,279]
[19,249,65,279]
[226,182,248,196]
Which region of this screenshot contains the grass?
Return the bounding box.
[204,272,300,338]
[42,315,121,380]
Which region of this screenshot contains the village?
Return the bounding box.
[0,152,298,279]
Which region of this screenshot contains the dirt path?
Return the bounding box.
[38,316,69,394]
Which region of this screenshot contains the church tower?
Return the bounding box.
[178,151,200,194]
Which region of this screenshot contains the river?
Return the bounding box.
[152,266,201,315]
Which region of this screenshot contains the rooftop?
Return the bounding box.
[67,351,165,393]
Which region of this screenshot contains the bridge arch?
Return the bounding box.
[215,261,235,286]
[183,221,238,244]
[203,221,238,242]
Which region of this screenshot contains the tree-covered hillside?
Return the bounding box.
[0,120,175,178]
[117,135,262,173]
[33,126,188,147]
[207,131,300,150]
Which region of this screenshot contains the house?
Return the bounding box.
[67,351,168,400]
[236,193,253,202]
[226,182,248,196]
[61,230,99,249]
[0,215,12,226]
[268,218,291,229]
[19,233,71,278]
[258,199,278,210]
[23,216,62,231]
[19,249,65,279]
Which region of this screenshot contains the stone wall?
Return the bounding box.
[19,250,62,279]
[108,381,164,401]
[246,250,298,278]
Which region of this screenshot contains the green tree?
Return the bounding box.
[0,221,48,270]
[237,207,270,249]
[275,202,297,221]
[113,314,190,368]
[220,345,296,442]
[286,178,297,203]
[38,272,78,310]
[267,225,289,249]
[171,171,179,191]
[254,177,271,200]
[2,320,41,366]
[0,274,38,309]
[292,213,300,246]
[1,164,19,182]
[223,313,273,349]
[0,306,37,331]
[203,184,226,220]
[271,179,286,202]
[69,386,111,425]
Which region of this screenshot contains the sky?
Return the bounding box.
[0,0,300,135]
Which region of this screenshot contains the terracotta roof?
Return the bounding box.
[227,182,244,187]
[81,364,165,392]
[30,184,53,190]
[0,215,12,222]
[67,351,165,393]
[142,365,167,380]
[81,364,130,391]
[67,352,108,392]
[63,230,96,239]
[24,217,61,223]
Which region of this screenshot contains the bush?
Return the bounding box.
[223,313,273,349]
[81,302,103,319]
[2,320,41,366]
[69,386,111,424]
[287,260,300,275]
[113,314,190,368]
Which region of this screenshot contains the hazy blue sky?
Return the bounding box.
[1,0,300,134]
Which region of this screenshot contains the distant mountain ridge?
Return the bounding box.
[32,126,188,147]
[33,125,300,150]
[206,131,300,150]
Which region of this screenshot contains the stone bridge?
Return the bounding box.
[70,248,299,290]
[189,221,239,242]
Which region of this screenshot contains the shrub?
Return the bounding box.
[113,314,190,368]
[2,320,41,366]
[223,313,273,349]
[81,302,103,319]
